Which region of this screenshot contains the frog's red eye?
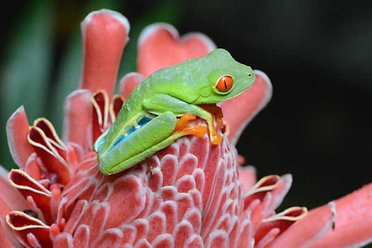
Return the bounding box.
[215,75,234,93]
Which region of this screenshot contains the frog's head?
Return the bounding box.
[193,48,255,104]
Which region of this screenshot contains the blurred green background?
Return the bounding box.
[0,0,371,209]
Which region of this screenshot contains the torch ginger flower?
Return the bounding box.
[0,9,371,248]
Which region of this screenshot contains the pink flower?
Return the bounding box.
[1,9,371,248]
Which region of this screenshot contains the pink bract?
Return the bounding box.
[0,9,371,248]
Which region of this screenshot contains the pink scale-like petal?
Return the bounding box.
[189,189,203,212]
[189,136,209,169]
[63,90,93,151]
[105,176,146,227]
[152,233,174,248]
[176,193,195,221]
[137,23,215,77]
[173,220,194,248]
[221,70,273,145]
[148,168,163,192]
[147,212,166,242]
[119,72,145,99]
[228,217,239,247]
[206,230,228,248]
[137,189,154,219]
[94,228,123,248]
[54,233,73,248]
[6,106,34,168]
[267,202,336,248]
[202,145,221,207]
[160,186,177,201]
[176,175,196,193]
[310,183,372,248]
[120,224,136,244]
[176,154,198,179]
[160,155,178,186]
[73,224,90,248]
[183,208,202,234]
[80,9,130,96]
[185,234,203,248]
[192,169,205,193]
[178,139,191,159]
[135,239,151,248]
[161,201,177,234]
[133,219,149,243]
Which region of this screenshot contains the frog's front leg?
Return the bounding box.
[143,94,222,145]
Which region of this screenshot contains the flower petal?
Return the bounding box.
[310,183,372,248]
[221,70,272,145]
[28,127,72,185]
[238,166,257,192]
[119,72,145,99]
[34,118,67,157]
[6,106,34,168]
[8,169,53,224]
[137,23,215,76]
[6,211,51,247]
[80,9,130,96]
[255,206,308,247]
[0,168,25,247]
[267,202,336,247]
[0,166,28,211]
[110,95,125,121]
[92,90,110,140]
[63,89,93,151]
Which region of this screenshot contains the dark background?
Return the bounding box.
[0,0,371,209]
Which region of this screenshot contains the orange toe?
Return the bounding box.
[175,113,196,132]
[183,125,208,137]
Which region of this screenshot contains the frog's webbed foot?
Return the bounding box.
[174,113,221,144]
[173,113,207,138]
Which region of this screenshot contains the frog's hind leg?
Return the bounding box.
[99,111,177,175]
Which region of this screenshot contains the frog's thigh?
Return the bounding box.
[99,111,177,175]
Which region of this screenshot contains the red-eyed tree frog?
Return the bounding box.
[94,48,255,175]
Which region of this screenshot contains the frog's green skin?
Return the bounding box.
[94,48,255,175]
